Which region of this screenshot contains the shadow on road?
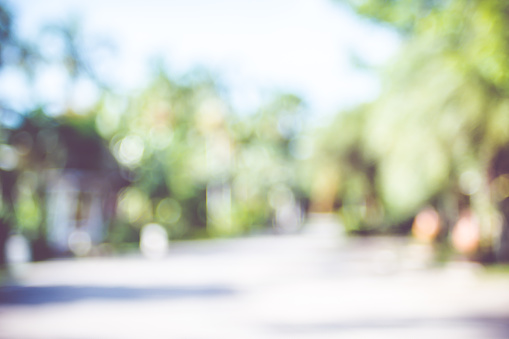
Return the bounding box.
[269,317,509,338]
[0,285,237,305]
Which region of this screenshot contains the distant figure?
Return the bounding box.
[140,223,169,260]
[452,210,480,255]
[68,230,92,256]
[412,207,440,243]
[5,233,31,265]
[5,233,31,278]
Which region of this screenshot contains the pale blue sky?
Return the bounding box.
[5,0,401,117]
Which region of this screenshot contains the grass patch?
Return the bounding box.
[481,264,509,275]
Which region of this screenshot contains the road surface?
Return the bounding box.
[1,220,509,338]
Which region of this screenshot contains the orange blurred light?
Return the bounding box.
[412,207,440,243]
[452,210,480,255]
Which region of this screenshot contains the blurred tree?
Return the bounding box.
[0,5,119,262]
[0,1,34,264]
[231,93,306,234]
[339,0,509,260]
[98,67,307,239]
[302,105,383,232]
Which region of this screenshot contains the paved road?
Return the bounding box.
[1,221,509,338]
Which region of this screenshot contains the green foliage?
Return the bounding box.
[320,0,509,260]
[5,0,509,263]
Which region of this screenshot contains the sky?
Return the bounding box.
[5,0,401,117]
